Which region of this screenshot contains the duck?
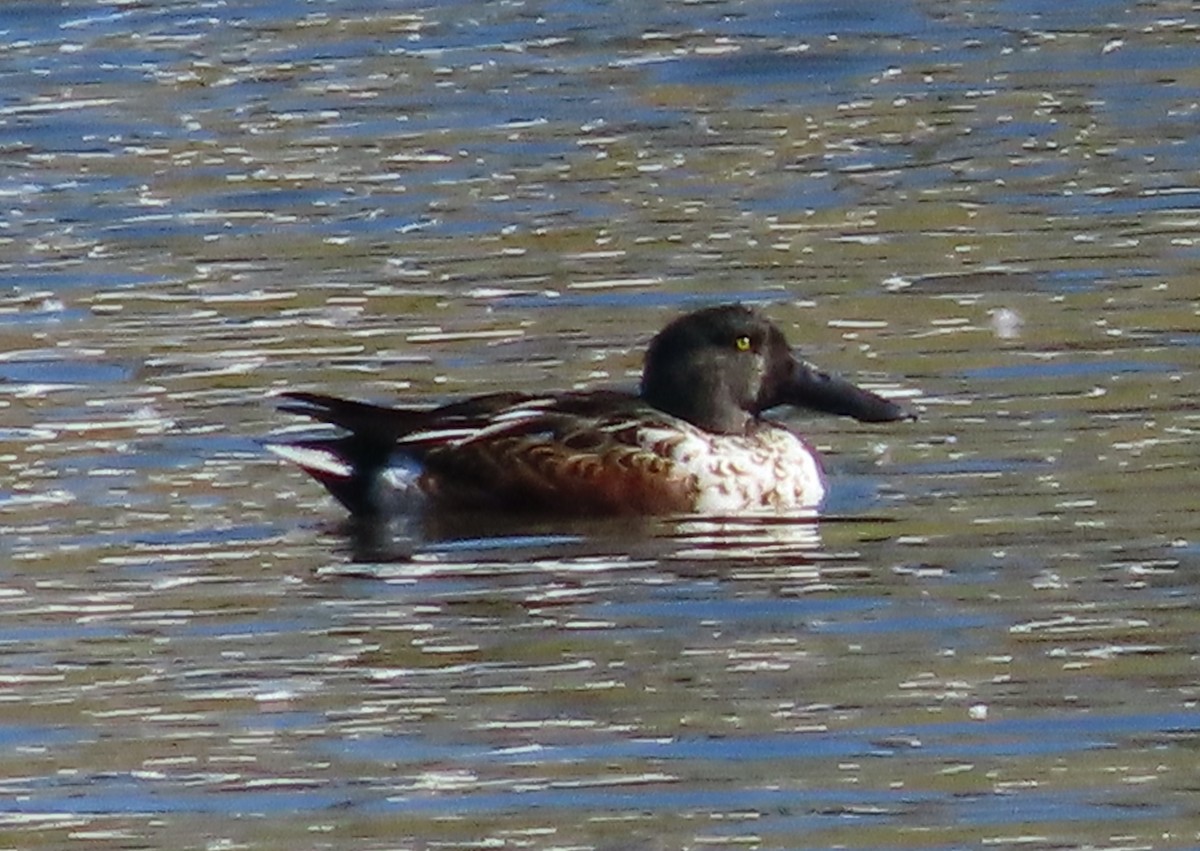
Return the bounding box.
[269,303,911,518]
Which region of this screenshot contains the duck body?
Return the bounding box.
[271,304,910,518]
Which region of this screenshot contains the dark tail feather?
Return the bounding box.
[278,391,429,443]
[272,392,429,518]
[269,437,397,517]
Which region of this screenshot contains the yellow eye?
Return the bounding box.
[734,335,752,352]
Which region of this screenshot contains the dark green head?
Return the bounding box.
[640,303,910,433]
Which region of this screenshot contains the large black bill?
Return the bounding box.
[788,361,913,423]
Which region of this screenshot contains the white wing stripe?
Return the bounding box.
[265,443,353,478]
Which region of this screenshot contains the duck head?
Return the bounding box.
[640,303,911,434]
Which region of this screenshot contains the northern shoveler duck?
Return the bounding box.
[270,303,911,518]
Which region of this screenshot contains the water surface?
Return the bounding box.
[2,1,1198,849]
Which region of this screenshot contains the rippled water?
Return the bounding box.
[2,1,1199,849]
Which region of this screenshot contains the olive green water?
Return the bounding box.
[1,2,1198,849]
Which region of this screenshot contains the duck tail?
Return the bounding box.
[269,393,423,517]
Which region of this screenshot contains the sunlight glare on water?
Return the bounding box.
[1,0,1198,849]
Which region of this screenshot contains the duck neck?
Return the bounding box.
[642,371,754,434]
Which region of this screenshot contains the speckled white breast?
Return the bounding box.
[637,421,827,514]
